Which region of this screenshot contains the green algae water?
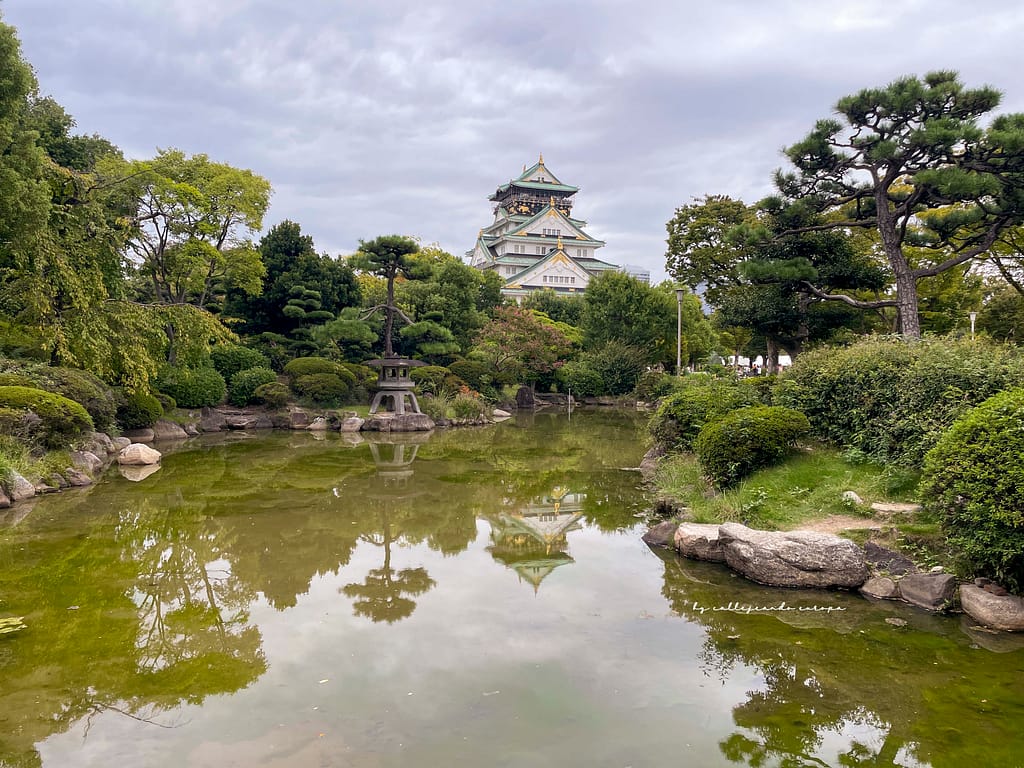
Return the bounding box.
[1,411,1022,768]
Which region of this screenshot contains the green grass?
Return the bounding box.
[653,444,921,531]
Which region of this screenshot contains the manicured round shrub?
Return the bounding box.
[650,376,761,451]
[292,373,350,404]
[254,382,291,409]
[920,388,1024,592]
[447,360,491,391]
[210,344,271,380]
[284,357,349,382]
[410,365,450,394]
[228,367,278,406]
[155,366,227,408]
[341,363,378,390]
[116,391,164,430]
[0,386,94,448]
[695,405,811,488]
[154,392,177,411]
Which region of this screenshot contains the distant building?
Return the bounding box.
[467,155,618,300]
[619,264,651,284]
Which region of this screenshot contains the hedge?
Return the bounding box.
[649,375,761,451]
[155,367,227,408]
[228,367,278,406]
[0,386,94,448]
[920,388,1024,592]
[695,405,811,488]
[210,344,271,380]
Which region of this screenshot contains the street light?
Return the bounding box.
[676,287,685,376]
[969,311,977,340]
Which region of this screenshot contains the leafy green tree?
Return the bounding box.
[226,220,360,335]
[582,271,676,364]
[350,235,424,357]
[473,306,573,386]
[312,307,378,361]
[522,288,585,327]
[23,95,120,172]
[118,149,271,309]
[774,71,1024,337]
[978,284,1024,342]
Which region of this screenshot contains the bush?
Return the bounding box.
[292,373,350,404]
[451,392,488,420]
[210,344,271,380]
[920,388,1024,591]
[775,336,1024,466]
[695,406,811,488]
[448,360,491,391]
[560,361,605,398]
[0,365,117,432]
[284,357,352,382]
[650,376,761,451]
[155,366,227,408]
[116,391,164,430]
[154,392,177,412]
[410,365,450,395]
[228,367,278,406]
[0,386,94,448]
[582,341,648,396]
[254,382,291,409]
[635,370,680,402]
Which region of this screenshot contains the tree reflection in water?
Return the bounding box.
[656,549,1024,768]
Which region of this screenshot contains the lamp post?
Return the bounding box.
[969,311,977,340]
[675,288,684,376]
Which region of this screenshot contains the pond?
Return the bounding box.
[0,411,1022,768]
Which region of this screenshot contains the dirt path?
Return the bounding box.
[794,515,887,534]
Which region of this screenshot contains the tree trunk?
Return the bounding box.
[765,337,779,374]
[876,190,921,338]
[384,270,396,357]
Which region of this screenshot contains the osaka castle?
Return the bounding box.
[467,155,619,300]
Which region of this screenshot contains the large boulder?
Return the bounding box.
[307,416,330,431]
[897,572,956,611]
[339,417,364,433]
[64,469,93,487]
[112,437,132,452]
[69,450,103,475]
[0,488,9,508]
[863,541,918,576]
[959,584,1024,632]
[717,523,869,588]
[152,419,188,441]
[199,409,227,432]
[515,386,535,410]
[288,408,312,429]
[117,443,162,466]
[674,523,726,563]
[642,521,678,549]
[7,472,35,501]
[860,575,899,600]
[361,414,434,432]
[83,431,116,456]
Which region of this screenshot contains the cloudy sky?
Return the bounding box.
[4,0,1024,281]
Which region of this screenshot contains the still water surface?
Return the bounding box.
[1,412,1022,767]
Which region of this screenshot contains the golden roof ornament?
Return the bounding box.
[557,235,563,250]
[539,152,544,165]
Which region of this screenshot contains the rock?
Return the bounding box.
[8,472,36,501]
[491,408,511,419]
[199,409,227,432]
[515,386,535,410]
[642,521,678,549]
[984,583,1010,597]
[339,417,364,433]
[47,473,70,489]
[842,490,864,506]
[69,450,103,475]
[863,541,918,576]
[184,423,200,436]
[123,428,155,443]
[64,469,93,487]
[117,443,162,466]
[897,572,956,611]
[860,575,899,600]
[885,617,908,627]
[870,501,922,514]
[652,495,689,518]
[639,443,667,481]
[307,416,329,431]
[35,482,58,494]
[119,463,162,482]
[288,408,312,429]
[361,414,435,432]
[717,523,869,588]
[152,419,188,441]
[224,413,259,430]
[86,431,116,454]
[0,489,9,508]
[112,437,132,451]
[960,584,1024,632]
[675,523,726,563]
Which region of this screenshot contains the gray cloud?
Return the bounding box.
[5,0,1023,280]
